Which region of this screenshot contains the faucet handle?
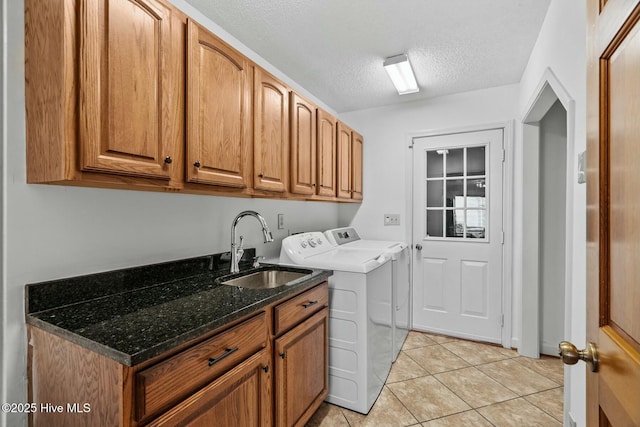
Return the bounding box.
[252,256,265,268]
[238,235,244,250]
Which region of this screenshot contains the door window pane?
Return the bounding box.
[427,210,444,237]
[467,146,486,176]
[427,180,444,207]
[446,149,464,177]
[446,210,465,238]
[446,179,464,207]
[427,151,444,178]
[466,210,486,239]
[467,178,486,208]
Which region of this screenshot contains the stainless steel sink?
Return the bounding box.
[221,269,310,289]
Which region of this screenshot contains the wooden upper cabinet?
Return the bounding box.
[79,0,182,179]
[316,110,337,197]
[185,19,250,188]
[25,0,363,202]
[254,68,289,193]
[290,93,317,195]
[351,131,363,200]
[336,121,353,199]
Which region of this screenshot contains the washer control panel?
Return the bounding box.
[326,227,361,246]
[281,232,333,263]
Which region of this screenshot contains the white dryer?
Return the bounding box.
[325,227,410,361]
[279,232,393,414]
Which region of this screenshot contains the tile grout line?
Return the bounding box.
[510,357,564,386]
[382,382,424,425]
[522,386,565,423]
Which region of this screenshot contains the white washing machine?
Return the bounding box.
[325,227,411,361]
[279,232,393,414]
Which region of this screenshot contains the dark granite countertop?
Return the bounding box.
[25,249,331,367]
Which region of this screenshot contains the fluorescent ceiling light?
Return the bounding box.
[383,54,419,95]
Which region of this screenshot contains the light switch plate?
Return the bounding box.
[277,214,284,230]
[577,151,586,184]
[384,214,400,226]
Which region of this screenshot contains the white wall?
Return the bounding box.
[515,0,587,424]
[1,1,340,425]
[539,100,567,356]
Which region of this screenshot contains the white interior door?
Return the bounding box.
[412,129,504,343]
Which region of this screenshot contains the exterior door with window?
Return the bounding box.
[412,129,504,343]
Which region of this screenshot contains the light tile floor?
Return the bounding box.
[307,331,564,427]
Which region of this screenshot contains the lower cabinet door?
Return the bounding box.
[147,349,272,427]
[275,307,329,427]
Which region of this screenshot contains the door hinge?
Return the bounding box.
[500,231,504,244]
[501,149,506,162]
[500,314,504,327]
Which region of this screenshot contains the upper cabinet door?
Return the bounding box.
[316,110,337,197]
[351,131,363,200]
[254,68,289,193]
[185,19,250,187]
[290,93,316,195]
[336,121,352,199]
[79,0,182,179]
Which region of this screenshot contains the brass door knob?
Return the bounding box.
[558,341,599,372]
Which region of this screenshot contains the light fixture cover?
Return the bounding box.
[383,54,419,95]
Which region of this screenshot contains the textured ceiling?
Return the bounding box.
[185,0,551,113]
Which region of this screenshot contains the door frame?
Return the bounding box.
[404,121,514,348]
[519,67,576,358]
[520,68,575,426]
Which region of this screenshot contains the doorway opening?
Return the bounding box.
[520,69,574,359]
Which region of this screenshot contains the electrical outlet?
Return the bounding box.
[384,214,400,226]
[277,214,284,230]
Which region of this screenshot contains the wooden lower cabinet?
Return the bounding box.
[28,282,329,427]
[147,349,272,427]
[274,308,329,427]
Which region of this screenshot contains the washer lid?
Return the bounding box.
[299,249,391,273]
[324,227,408,254]
[339,239,408,254]
[280,232,391,273]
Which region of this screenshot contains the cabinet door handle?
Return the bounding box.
[164,156,173,164]
[193,161,201,168]
[258,173,264,178]
[208,347,239,367]
[263,365,269,373]
[302,300,318,309]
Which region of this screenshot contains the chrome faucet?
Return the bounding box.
[230,210,274,273]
